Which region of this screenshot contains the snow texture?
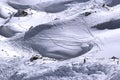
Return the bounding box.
[0,0,120,80]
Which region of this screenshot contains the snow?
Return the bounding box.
[0,0,120,80]
[8,0,42,5]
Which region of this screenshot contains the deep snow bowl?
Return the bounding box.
[29,40,94,60]
[23,23,94,60]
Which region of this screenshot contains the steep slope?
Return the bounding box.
[0,0,120,80]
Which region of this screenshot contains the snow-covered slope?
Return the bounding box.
[0,0,120,80]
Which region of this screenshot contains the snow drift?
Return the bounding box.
[0,0,120,80]
[23,19,94,60]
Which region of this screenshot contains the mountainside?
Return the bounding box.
[0,0,120,80]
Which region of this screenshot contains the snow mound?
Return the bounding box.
[23,19,94,60]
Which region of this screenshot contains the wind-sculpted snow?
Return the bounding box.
[108,71,120,80]
[0,59,20,80]
[0,26,21,37]
[8,0,41,5]
[7,2,30,9]
[0,0,120,80]
[8,0,90,12]
[92,19,120,30]
[108,0,120,7]
[44,1,71,13]
[23,18,94,60]
[8,60,120,80]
